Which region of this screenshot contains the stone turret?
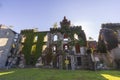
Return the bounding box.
[60,16,71,28]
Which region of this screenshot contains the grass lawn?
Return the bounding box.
[0,68,120,80]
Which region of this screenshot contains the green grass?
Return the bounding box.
[0,68,120,80]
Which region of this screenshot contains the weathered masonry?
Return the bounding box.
[21,17,93,70]
[0,25,21,68]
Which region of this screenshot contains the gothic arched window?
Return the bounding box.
[44,35,48,42]
[53,35,58,41]
[74,33,79,40]
[63,34,68,41]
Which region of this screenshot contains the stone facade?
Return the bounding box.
[21,17,93,70]
[48,17,88,70]
[98,23,120,69]
[0,25,21,68]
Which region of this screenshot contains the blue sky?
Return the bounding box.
[0,0,120,40]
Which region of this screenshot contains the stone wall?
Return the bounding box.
[0,25,15,68]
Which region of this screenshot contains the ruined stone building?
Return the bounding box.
[0,25,22,68]
[1,18,120,70]
[21,17,93,69]
[49,17,87,69]
[98,23,120,69]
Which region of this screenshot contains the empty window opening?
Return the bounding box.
[64,34,68,41]
[53,35,58,41]
[74,33,79,40]
[75,44,80,53]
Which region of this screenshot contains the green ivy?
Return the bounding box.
[35,32,47,62]
[97,40,107,53]
[20,25,87,66]
[21,30,47,65]
[21,30,34,65]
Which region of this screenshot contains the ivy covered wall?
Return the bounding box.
[50,26,87,47]
[20,17,87,67]
[21,29,47,65]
